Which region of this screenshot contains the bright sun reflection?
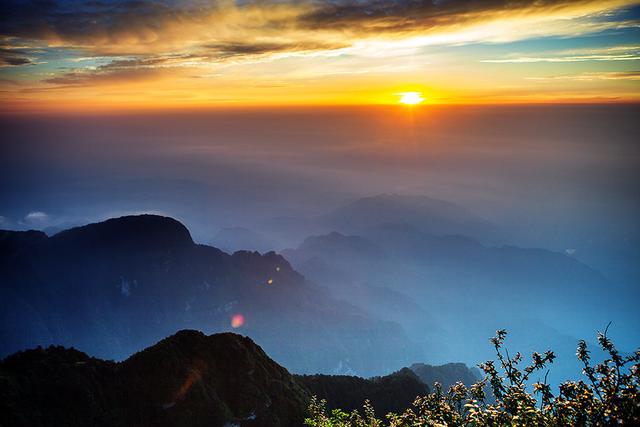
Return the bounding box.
[398,92,425,105]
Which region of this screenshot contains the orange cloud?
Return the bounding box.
[1,0,638,110]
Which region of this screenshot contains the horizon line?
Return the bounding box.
[2,101,639,116]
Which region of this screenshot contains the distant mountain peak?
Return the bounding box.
[298,231,384,257]
[321,193,497,240]
[50,214,194,251]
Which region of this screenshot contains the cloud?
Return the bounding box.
[0,0,207,53]
[1,0,638,104]
[482,54,640,63]
[525,71,640,81]
[299,0,639,42]
[482,45,640,63]
[15,0,635,89]
[1,0,637,57]
[0,47,34,66]
[23,211,49,225]
[44,69,158,86]
[0,0,311,55]
[301,0,571,31]
[203,41,348,58]
[40,40,350,87]
[38,59,198,88]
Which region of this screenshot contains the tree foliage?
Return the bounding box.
[305,327,640,426]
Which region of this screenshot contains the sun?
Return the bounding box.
[398,92,425,105]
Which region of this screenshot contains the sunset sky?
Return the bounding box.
[1,0,639,110]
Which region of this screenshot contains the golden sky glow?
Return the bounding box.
[399,92,425,105]
[1,0,639,111]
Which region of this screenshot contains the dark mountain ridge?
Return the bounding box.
[50,215,195,251]
[1,331,462,427]
[0,330,308,427]
[296,367,429,415]
[409,362,481,391]
[0,215,421,376]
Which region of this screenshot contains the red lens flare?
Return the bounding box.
[230,313,245,328]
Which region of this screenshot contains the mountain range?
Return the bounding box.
[2,194,632,386]
[0,330,479,427]
[211,194,625,382]
[281,223,612,381]
[0,215,420,376]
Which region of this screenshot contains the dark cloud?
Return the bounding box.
[99,55,183,68]
[42,52,201,86]
[0,47,33,66]
[203,41,347,57]
[0,0,608,48]
[0,0,213,50]
[299,0,579,32]
[41,40,349,86]
[0,1,349,61]
[607,70,640,79]
[44,65,160,86]
[1,0,636,86]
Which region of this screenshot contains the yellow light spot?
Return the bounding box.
[398,92,425,105]
[267,278,274,285]
[231,314,244,328]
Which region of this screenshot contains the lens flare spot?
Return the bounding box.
[267,278,274,285]
[276,266,280,272]
[231,313,245,328]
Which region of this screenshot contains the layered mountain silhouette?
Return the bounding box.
[279,217,611,381]
[233,194,612,347]
[0,215,421,376]
[319,194,500,242]
[283,224,606,311]
[256,194,502,248]
[1,195,621,390]
[0,330,478,427]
